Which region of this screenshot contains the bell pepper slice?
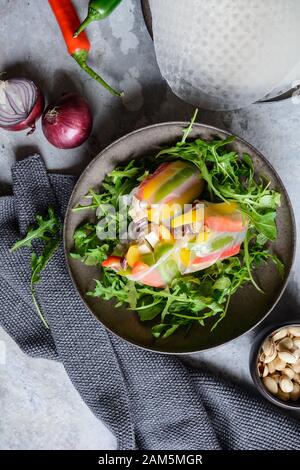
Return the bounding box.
[171,206,204,228]
[205,202,247,233]
[180,248,191,267]
[126,244,141,268]
[192,243,241,265]
[101,255,123,271]
[136,161,204,207]
[131,261,165,287]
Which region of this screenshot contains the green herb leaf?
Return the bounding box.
[10,207,59,252]
[249,211,277,240]
[181,109,198,143]
[70,223,111,265]
[213,276,231,291]
[30,236,60,329]
[256,233,269,246]
[11,208,61,329]
[31,237,60,286]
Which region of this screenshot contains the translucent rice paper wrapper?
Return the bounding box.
[149,0,300,110]
[127,246,179,288]
[177,229,247,275]
[127,202,248,287]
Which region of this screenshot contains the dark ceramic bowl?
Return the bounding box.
[250,322,300,410]
[64,122,295,354]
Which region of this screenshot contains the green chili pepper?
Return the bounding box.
[49,0,123,97]
[74,0,123,37]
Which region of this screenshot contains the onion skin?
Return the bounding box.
[3,90,45,133]
[0,80,45,133]
[42,93,93,149]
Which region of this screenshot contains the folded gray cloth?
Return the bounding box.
[0,155,299,450]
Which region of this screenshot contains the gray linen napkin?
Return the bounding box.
[0,155,299,450]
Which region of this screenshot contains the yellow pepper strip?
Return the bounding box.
[126,244,140,268]
[171,207,204,228]
[180,248,191,267]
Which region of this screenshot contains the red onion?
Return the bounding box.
[42,93,93,149]
[0,78,44,133]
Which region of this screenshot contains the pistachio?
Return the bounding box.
[290,383,300,402]
[263,376,278,395]
[272,356,286,371]
[293,337,300,349]
[288,326,300,337]
[294,373,300,384]
[257,328,300,403]
[262,337,276,356]
[262,364,269,378]
[293,349,300,359]
[278,351,297,364]
[279,376,294,393]
[264,349,277,364]
[277,390,290,402]
[259,352,266,363]
[292,360,300,374]
[277,337,293,351]
[282,368,295,380]
[268,361,276,374]
[272,328,288,342]
[270,373,280,384]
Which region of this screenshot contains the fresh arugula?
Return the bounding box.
[73,160,150,212]
[156,136,281,241]
[10,207,59,252]
[87,243,281,338]
[70,222,111,266]
[11,207,61,328]
[71,113,283,339]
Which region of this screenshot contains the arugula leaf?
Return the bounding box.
[31,238,59,286]
[87,236,282,338]
[268,254,285,279]
[138,303,162,321]
[152,323,180,339]
[256,193,281,209]
[86,238,283,338]
[73,160,150,213]
[256,233,269,246]
[70,222,111,265]
[248,210,277,240]
[11,207,61,329]
[156,131,281,244]
[181,108,198,143]
[30,237,60,328]
[242,231,263,293]
[10,207,59,252]
[213,276,231,291]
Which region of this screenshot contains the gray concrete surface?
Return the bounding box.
[1,0,300,450]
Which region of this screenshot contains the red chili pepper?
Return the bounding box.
[48,0,122,97]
